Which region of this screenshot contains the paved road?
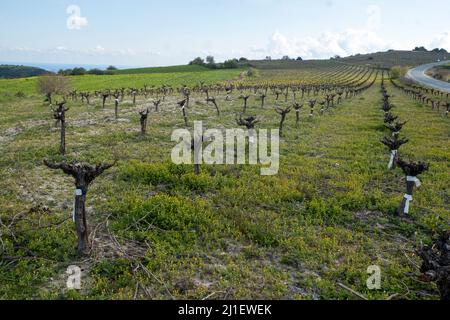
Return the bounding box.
[406,60,450,93]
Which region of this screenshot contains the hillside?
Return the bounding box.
[340,50,448,68]
[0,65,49,79]
[112,65,211,74]
[248,50,449,70]
[426,64,450,82]
[248,59,335,70]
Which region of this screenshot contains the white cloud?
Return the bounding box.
[66,5,88,30]
[12,46,42,52]
[145,49,161,56]
[118,48,136,56]
[93,45,105,52]
[1,45,147,58]
[429,32,450,50]
[258,28,388,60]
[254,5,389,59]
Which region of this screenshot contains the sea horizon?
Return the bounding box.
[0,61,139,72]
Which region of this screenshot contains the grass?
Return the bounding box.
[0,68,244,98]
[0,67,448,300]
[112,65,211,74]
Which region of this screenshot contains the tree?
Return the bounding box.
[239,95,250,113]
[71,67,86,76]
[43,159,116,255]
[59,69,74,76]
[189,57,205,66]
[282,55,291,61]
[112,91,120,119]
[223,59,239,69]
[107,65,118,71]
[139,108,150,135]
[296,56,303,61]
[275,106,292,137]
[37,74,72,104]
[177,99,189,127]
[101,92,109,109]
[52,100,69,155]
[432,48,448,54]
[153,99,161,112]
[260,92,267,108]
[293,103,303,125]
[237,115,258,144]
[204,56,217,69]
[380,136,408,170]
[395,159,428,216]
[206,55,215,65]
[413,46,428,52]
[87,68,107,75]
[418,231,450,300]
[206,97,220,116]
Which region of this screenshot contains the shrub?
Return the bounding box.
[223,59,239,69]
[247,67,259,78]
[70,67,86,75]
[189,57,205,66]
[111,194,211,232]
[37,74,72,103]
[119,161,217,192]
[390,66,408,79]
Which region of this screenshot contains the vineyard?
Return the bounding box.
[0,59,449,300]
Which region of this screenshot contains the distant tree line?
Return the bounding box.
[58,65,118,76]
[190,55,305,68]
[264,56,303,61]
[413,46,448,54]
[189,56,251,69]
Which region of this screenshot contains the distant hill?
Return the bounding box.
[248,59,335,70]
[248,50,449,70]
[339,50,449,68]
[112,65,211,75]
[0,65,50,79]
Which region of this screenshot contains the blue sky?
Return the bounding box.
[1,0,449,67]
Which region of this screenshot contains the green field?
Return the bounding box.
[0,61,449,300]
[0,68,243,98]
[112,65,212,74]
